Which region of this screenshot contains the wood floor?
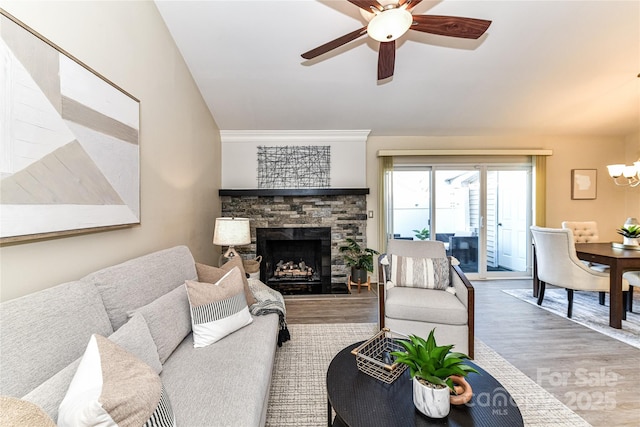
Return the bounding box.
[283,280,640,427]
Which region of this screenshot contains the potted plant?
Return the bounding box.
[338,237,379,284]
[391,329,478,419]
[617,224,640,246]
[413,228,430,240]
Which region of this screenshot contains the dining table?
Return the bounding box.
[574,242,640,329]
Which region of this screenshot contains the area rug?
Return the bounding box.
[503,288,640,350]
[265,323,589,427]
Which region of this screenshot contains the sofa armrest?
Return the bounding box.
[451,265,475,358]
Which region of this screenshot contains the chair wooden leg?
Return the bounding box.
[567,289,574,318]
[629,286,634,313]
[622,291,627,321]
[536,281,546,305]
[598,292,605,305]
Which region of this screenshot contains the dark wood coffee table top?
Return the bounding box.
[326,342,524,427]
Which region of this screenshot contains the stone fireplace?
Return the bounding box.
[219,189,369,293]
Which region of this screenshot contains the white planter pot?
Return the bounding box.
[412,377,450,418]
[623,237,639,246]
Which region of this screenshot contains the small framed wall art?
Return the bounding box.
[571,169,597,200]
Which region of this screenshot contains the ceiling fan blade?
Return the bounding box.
[399,0,423,11]
[411,15,492,39]
[301,27,368,59]
[347,0,384,13]
[378,40,395,80]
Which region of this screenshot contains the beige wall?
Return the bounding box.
[364,135,637,252]
[624,131,640,215]
[0,1,221,301]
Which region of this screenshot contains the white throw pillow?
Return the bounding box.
[185,266,253,348]
[58,334,175,427]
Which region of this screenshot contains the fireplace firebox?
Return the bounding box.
[256,227,331,294]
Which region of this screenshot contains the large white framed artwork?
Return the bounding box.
[0,11,140,244]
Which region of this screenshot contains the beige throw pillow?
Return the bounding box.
[390,254,450,290]
[58,334,175,427]
[186,267,253,347]
[0,396,56,427]
[196,258,257,306]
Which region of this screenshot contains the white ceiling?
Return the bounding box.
[155,0,640,138]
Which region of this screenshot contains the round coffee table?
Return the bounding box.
[326,342,524,427]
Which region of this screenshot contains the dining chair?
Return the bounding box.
[623,271,639,312]
[530,226,629,318]
[561,221,608,271]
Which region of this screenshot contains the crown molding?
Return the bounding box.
[220,130,371,144]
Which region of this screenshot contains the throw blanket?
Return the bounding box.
[248,279,291,346]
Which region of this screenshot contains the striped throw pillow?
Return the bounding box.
[58,334,175,427]
[185,266,253,348]
[390,255,450,290]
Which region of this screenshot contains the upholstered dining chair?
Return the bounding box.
[378,239,474,358]
[561,221,600,243]
[561,221,609,272]
[623,271,639,312]
[530,226,629,318]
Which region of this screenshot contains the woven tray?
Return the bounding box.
[350,328,408,384]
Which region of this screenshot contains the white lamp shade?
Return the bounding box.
[607,164,625,178]
[213,217,251,246]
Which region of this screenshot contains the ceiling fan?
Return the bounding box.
[301,0,492,81]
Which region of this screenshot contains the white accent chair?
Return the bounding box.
[378,239,475,358]
[530,226,629,318]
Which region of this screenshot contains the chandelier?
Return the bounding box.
[607,159,640,187]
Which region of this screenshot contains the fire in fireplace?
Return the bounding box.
[256,227,331,294]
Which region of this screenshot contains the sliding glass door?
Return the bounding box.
[388,162,532,278]
[434,169,480,273]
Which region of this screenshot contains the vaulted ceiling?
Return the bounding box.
[155,1,640,138]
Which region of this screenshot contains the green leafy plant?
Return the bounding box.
[617,225,640,238]
[413,228,430,240]
[391,329,478,390]
[338,238,379,272]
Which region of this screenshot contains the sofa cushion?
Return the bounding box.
[185,267,253,347]
[390,254,450,290]
[109,313,163,374]
[0,396,56,427]
[83,245,197,330]
[23,314,162,422]
[196,257,256,306]
[133,286,192,363]
[0,280,113,398]
[58,335,175,427]
[160,314,278,427]
[385,287,468,325]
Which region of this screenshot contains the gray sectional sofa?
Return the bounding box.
[0,245,280,426]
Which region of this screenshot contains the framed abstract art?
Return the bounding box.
[0,11,140,244]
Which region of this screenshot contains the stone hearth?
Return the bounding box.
[220,193,368,291]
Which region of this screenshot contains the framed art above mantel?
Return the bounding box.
[0,10,140,244]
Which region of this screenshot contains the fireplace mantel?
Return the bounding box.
[219,188,369,197]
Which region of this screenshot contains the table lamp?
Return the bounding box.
[213,217,251,259]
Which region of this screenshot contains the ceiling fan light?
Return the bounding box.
[367,9,413,42]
